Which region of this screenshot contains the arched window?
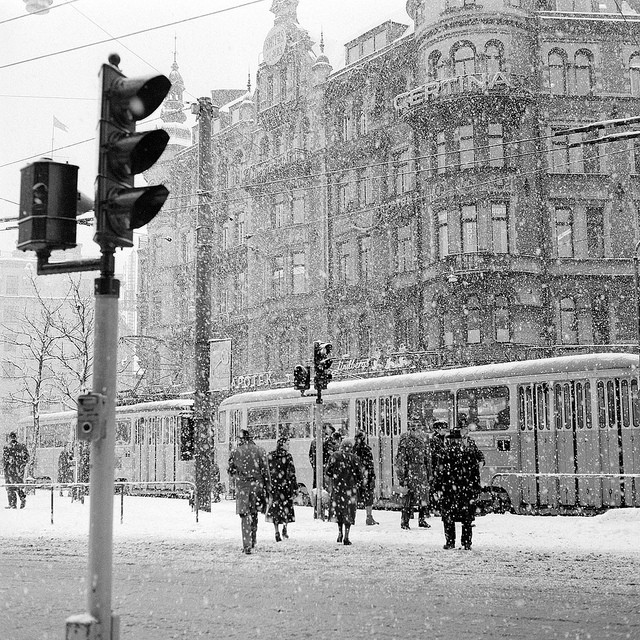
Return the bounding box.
[630,54,640,96]
[453,44,476,76]
[428,50,442,81]
[494,295,510,342]
[560,297,578,344]
[485,41,503,74]
[549,50,567,95]
[338,327,355,358]
[573,50,594,95]
[465,296,481,343]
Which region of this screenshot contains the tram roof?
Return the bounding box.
[220,352,639,407]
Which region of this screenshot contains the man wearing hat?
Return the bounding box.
[429,420,448,513]
[228,428,271,554]
[353,431,379,525]
[3,431,29,509]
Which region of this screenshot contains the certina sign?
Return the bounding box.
[263,24,287,66]
[394,71,521,114]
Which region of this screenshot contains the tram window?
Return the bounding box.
[407,391,453,429]
[632,379,640,427]
[606,380,618,428]
[323,402,349,435]
[536,384,549,430]
[115,420,131,445]
[457,386,509,431]
[597,381,606,429]
[380,396,401,436]
[621,380,630,427]
[135,418,145,444]
[356,398,378,437]
[279,405,312,439]
[169,417,176,444]
[554,385,563,430]
[248,408,276,440]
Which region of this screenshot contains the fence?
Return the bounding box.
[0,481,198,525]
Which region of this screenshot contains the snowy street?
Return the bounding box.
[0,492,639,639]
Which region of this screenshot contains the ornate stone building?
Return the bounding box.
[139,0,640,396]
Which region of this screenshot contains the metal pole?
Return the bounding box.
[86,253,119,639]
[314,390,324,520]
[193,97,216,513]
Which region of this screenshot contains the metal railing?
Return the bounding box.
[0,481,198,525]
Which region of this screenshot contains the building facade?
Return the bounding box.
[138,0,640,396]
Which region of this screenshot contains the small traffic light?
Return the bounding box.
[18,159,80,254]
[95,54,171,251]
[313,341,333,390]
[293,365,311,395]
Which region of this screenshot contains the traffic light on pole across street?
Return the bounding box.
[313,341,333,391]
[95,54,171,251]
[293,365,311,395]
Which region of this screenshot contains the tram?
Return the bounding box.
[217,353,640,513]
[17,399,195,494]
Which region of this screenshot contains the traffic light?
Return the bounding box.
[293,365,311,395]
[95,54,171,251]
[313,341,333,390]
[179,414,195,461]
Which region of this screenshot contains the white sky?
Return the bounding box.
[0,0,408,255]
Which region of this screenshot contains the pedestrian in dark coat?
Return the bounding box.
[429,421,448,513]
[435,428,482,550]
[72,442,90,503]
[267,437,297,541]
[395,424,432,529]
[57,444,73,497]
[353,431,379,525]
[3,432,29,509]
[309,424,336,518]
[228,429,271,554]
[326,439,363,545]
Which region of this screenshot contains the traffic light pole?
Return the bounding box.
[314,389,324,521]
[193,97,216,512]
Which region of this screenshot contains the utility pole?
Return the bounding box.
[193,96,216,512]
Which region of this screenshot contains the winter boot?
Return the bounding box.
[366,515,379,526]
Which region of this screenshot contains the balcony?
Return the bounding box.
[438,252,543,277]
[244,149,311,187]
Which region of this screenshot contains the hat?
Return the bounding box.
[354,431,365,440]
[448,428,462,439]
[9,431,17,439]
[340,439,354,452]
[432,421,448,430]
[277,436,289,448]
[239,428,251,440]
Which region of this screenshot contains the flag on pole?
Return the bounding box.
[53,116,68,132]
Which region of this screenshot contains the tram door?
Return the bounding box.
[623,379,640,507]
[518,384,554,507]
[356,398,379,496]
[134,417,147,483]
[597,379,636,507]
[378,396,401,499]
[554,381,598,508]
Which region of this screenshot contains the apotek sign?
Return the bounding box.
[263,24,287,66]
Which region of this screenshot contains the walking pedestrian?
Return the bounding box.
[308,423,336,518]
[435,428,482,550]
[353,431,379,525]
[326,439,363,546]
[395,422,432,529]
[267,437,297,542]
[228,428,271,554]
[3,432,29,509]
[429,420,448,514]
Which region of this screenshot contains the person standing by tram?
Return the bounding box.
[308,423,336,518]
[3,431,29,509]
[395,421,432,530]
[429,420,448,514]
[228,428,271,555]
[267,437,297,542]
[353,431,379,526]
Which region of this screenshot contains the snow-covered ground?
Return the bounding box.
[1,489,639,554]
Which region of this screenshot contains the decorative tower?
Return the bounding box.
[159,41,191,155]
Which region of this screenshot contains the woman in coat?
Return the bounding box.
[326,439,363,545]
[434,428,482,550]
[267,437,297,541]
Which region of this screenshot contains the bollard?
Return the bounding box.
[65,614,97,640]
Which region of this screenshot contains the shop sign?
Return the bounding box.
[231,371,274,390]
[263,24,287,66]
[394,72,519,115]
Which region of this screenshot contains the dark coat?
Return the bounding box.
[353,440,376,505]
[3,441,29,483]
[267,446,297,524]
[434,437,481,522]
[228,439,270,516]
[58,449,73,484]
[395,432,431,502]
[308,436,338,488]
[326,450,363,525]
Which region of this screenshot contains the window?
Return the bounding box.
[485,42,503,74]
[549,51,567,95]
[407,391,454,428]
[438,210,449,258]
[358,236,371,281]
[292,191,305,224]
[396,225,413,273]
[393,149,412,194]
[337,241,351,284]
[336,180,348,212]
[488,123,505,168]
[586,205,605,258]
[560,297,577,344]
[572,51,594,95]
[592,293,610,344]
[292,252,306,294]
[236,213,246,245]
[457,386,509,431]
[428,51,442,81]
[443,309,454,346]
[461,204,478,253]
[454,45,476,76]
[437,132,447,174]
[465,296,481,343]
[491,203,509,253]
[358,319,372,356]
[555,207,573,257]
[458,125,475,169]
[631,54,640,96]
[550,131,570,173]
[272,256,285,297]
[396,308,418,350]
[357,170,372,206]
[495,295,510,342]
[274,199,288,228]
